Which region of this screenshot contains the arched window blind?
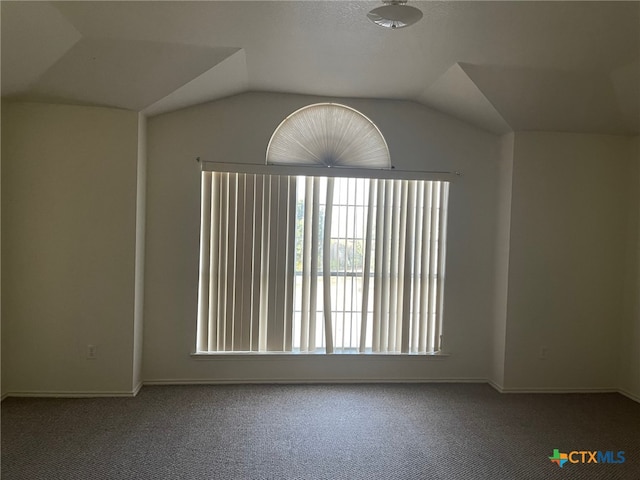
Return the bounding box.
[266,103,390,168]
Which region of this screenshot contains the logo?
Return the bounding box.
[549,449,625,468]
[549,449,568,467]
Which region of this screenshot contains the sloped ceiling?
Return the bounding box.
[2,1,639,134]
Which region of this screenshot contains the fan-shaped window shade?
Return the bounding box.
[266,103,391,169]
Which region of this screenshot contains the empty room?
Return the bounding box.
[2,1,639,479]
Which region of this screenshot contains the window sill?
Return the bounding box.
[190,351,450,359]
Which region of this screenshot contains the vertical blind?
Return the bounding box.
[197,172,297,352]
[197,170,449,354]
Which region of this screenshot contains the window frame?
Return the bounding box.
[195,161,454,355]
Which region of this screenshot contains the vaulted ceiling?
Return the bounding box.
[2,1,639,134]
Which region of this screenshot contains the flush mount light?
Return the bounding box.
[367,0,423,29]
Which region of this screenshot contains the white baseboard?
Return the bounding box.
[2,389,140,399]
[497,386,618,394]
[143,377,487,386]
[490,383,639,404]
[618,388,640,403]
[3,382,637,404]
[133,381,144,396]
[487,380,504,392]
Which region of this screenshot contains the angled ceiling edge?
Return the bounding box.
[25,39,239,112]
[1,2,82,96]
[143,49,248,117]
[417,62,512,135]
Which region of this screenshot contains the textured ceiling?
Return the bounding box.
[2,1,639,134]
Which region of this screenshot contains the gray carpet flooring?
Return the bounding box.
[2,383,639,479]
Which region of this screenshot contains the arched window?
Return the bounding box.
[197,104,449,355]
[266,103,390,168]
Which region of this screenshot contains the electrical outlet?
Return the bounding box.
[539,346,548,360]
[86,344,97,360]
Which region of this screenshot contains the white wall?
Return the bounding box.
[144,91,502,383]
[1,105,3,397]
[132,113,147,392]
[1,97,636,396]
[620,136,640,400]
[1,102,140,395]
[503,132,633,391]
[490,133,514,389]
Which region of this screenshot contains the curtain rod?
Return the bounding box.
[197,159,460,181]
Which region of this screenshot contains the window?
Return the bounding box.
[196,104,450,355]
[292,175,449,354]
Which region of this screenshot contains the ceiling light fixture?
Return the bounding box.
[367,1,423,29]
